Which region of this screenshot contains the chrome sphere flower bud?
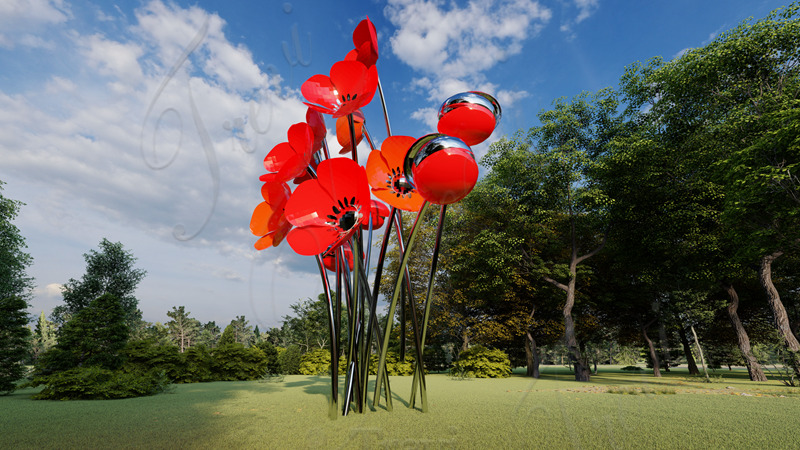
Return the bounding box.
[437,91,501,146]
[404,133,479,205]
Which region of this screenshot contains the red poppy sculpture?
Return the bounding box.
[250,176,292,249]
[346,17,378,67]
[249,14,502,418]
[302,60,378,118]
[284,157,371,256]
[263,122,315,183]
[366,135,426,211]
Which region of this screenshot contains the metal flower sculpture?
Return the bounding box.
[249,16,500,418]
[301,60,378,118]
[284,157,370,256]
[366,135,426,211]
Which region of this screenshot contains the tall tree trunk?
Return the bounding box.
[524,332,540,378]
[525,305,540,378]
[721,281,767,381]
[678,325,700,375]
[759,252,800,375]
[542,218,604,382]
[642,319,661,377]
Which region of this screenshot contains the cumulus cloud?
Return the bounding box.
[0,0,312,272]
[385,0,550,113]
[34,283,64,298]
[0,0,70,49]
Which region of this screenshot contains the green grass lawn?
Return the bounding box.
[2,366,798,449]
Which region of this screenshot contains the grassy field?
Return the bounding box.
[2,366,799,449]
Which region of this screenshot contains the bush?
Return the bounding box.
[30,366,172,400]
[254,341,281,375]
[122,340,184,381]
[450,346,511,378]
[278,345,302,375]
[300,349,332,375]
[370,351,414,376]
[621,365,643,371]
[181,345,214,383]
[212,344,267,381]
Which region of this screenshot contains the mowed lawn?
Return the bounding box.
[2,366,799,449]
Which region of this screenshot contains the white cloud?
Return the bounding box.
[0,0,70,49]
[34,283,64,298]
[82,34,145,87]
[0,0,319,324]
[560,0,599,38]
[385,0,548,123]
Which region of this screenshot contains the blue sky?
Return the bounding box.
[0,0,789,328]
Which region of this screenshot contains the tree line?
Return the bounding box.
[388,4,800,383]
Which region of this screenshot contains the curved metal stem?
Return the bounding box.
[315,255,339,419]
[410,204,447,411]
[377,75,392,137]
[373,202,431,409]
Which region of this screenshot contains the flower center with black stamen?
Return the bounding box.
[384,167,414,198]
[325,196,362,231]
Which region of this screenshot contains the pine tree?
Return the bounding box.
[0,296,31,394]
[37,293,129,374]
[52,239,146,328]
[32,311,57,361]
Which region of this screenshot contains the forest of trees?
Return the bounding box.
[1,5,798,397]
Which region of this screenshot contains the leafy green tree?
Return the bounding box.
[0,181,34,302]
[53,239,146,328]
[219,324,236,346]
[0,182,34,394]
[166,306,201,353]
[618,3,800,374]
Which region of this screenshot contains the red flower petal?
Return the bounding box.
[302,74,340,113]
[306,108,327,149]
[285,180,335,228]
[315,157,370,210]
[366,150,390,190]
[286,225,340,256]
[250,201,280,236]
[353,17,378,59]
[335,111,364,153]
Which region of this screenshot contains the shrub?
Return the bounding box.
[212,344,267,381]
[30,366,172,400]
[181,345,214,383]
[122,340,184,381]
[450,346,511,378]
[299,349,331,375]
[278,345,302,375]
[621,365,643,371]
[254,341,281,375]
[369,352,415,376]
